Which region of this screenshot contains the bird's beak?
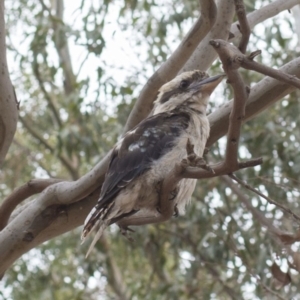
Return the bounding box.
[192,74,226,95]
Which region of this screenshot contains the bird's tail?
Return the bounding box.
[81,202,114,257]
[84,219,109,258]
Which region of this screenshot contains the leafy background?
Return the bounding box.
[1,0,300,299]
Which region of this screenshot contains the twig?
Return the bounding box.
[53,0,77,94]
[0,178,63,230]
[222,176,284,235]
[234,0,250,53]
[209,38,249,169]
[240,53,300,89]
[12,139,54,178]
[101,234,130,300]
[38,0,77,95]
[19,116,79,180]
[32,61,62,128]
[210,40,300,90]
[230,0,300,42]
[123,0,217,134]
[199,251,239,299]
[182,158,262,179]
[159,228,239,299]
[229,174,300,222]
[261,282,286,300]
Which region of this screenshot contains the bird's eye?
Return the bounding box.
[179,80,190,89]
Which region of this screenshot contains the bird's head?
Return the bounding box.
[153,70,225,115]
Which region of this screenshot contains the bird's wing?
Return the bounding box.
[99,111,191,206]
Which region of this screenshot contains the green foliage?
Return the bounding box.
[1,0,300,299]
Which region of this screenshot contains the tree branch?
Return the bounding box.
[183,0,299,73]
[32,61,62,128]
[173,230,239,299]
[181,0,235,72]
[19,116,79,180]
[123,0,217,133]
[234,0,250,54]
[12,139,55,178]
[0,0,18,167]
[38,0,77,95]
[230,0,300,42]
[0,188,100,278]
[207,56,300,147]
[51,0,77,95]
[240,51,300,89]
[229,174,300,223]
[0,178,63,231]
[221,176,284,236]
[101,235,130,300]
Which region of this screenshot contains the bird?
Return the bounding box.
[81,70,225,257]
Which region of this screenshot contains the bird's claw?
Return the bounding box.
[182,150,214,173]
[193,157,215,174]
[157,204,179,217]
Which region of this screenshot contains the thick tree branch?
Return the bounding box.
[0,188,100,278]
[0,178,63,231]
[123,0,217,133]
[0,0,18,167]
[181,0,235,72]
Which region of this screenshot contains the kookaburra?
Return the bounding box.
[82,70,224,256]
